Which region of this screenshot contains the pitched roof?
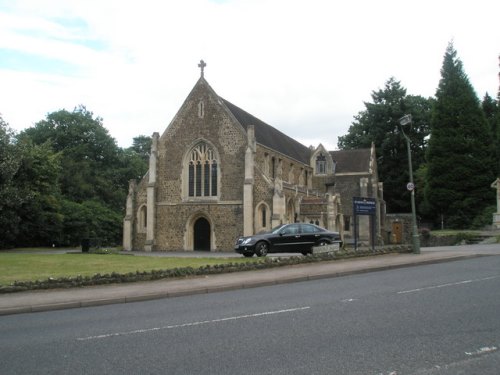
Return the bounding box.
[221,98,311,164]
[330,148,371,174]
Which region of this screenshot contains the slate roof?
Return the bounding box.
[221,98,311,164]
[330,148,371,174]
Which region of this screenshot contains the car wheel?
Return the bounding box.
[255,241,269,257]
[317,239,329,246]
[301,250,311,256]
[243,252,254,258]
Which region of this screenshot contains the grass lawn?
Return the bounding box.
[0,253,258,285]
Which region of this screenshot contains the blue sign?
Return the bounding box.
[353,197,376,215]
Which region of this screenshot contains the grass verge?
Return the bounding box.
[0,253,258,285]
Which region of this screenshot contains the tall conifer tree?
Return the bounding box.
[482,93,500,176]
[338,78,432,213]
[425,43,495,228]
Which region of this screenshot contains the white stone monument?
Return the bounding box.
[492,178,500,229]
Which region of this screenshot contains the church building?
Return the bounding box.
[123,61,384,252]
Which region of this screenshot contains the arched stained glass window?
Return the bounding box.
[188,142,218,197]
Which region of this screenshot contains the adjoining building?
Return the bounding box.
[123,65,384,251]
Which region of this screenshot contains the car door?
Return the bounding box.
[298,224,320,250]
[272,224,302,252]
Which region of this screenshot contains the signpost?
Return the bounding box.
[353,197,377,251]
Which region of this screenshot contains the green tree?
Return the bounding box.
[482,93,500,176]
[115,134,152,189]
[13,139,63,246]
[59,199,122,246]
[425,43,495,228]
[0,115,63,248]
[17,106,151,247]
[20,105,123,209]
[0,115,22,248]
[338,78,432,213]
[129,135,152,162]
[1,107,150,248]
[19,106,121,246]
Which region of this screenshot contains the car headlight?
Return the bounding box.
[242,238,254,245]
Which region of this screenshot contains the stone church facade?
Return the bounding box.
[123,68,384,252]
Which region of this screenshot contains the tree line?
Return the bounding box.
[1,43,498,249]
[338,43,499,229]
[0,106,151,249]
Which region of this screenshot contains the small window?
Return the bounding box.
[198,101,204,118]
[138,205,147,233]
[263,153,270,176]
[316,153,327,174]
[256,203,270,232]
[288,163,295,184]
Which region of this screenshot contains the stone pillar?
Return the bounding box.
[122,179,136,251]
[326,194,336,231]
[492,178,500,229]
[243,126,256,236]
[272,160,285,227]
[144,132,159,251]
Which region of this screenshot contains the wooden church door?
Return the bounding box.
[391,222,403,244]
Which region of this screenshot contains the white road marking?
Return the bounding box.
[377,346,499,374]
[465,346,498,356]
[397,275,499,294]
[77,306,310,341]
[341,298,358,302]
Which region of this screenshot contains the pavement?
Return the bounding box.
[1,243,499,316]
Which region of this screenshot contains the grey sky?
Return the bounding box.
[0,0,499,150]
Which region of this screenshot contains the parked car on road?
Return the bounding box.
[234,223,342,257]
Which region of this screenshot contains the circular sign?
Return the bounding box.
[407,182,415,191]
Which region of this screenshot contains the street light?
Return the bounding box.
[399,114,420,254]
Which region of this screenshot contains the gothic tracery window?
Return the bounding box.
[188,142,218,197]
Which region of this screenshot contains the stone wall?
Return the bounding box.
[152,80,247,251]
[154,203,243,251]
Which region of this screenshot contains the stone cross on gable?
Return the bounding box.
[198,59,206,78]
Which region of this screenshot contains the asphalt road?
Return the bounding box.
[1,256,499,374]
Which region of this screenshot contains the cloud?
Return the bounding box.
[0,0,499,151]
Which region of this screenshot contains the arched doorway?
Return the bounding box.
[194,217,211,251]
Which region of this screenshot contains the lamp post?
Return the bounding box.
[399,114,420,254]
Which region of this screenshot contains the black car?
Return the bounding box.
[234,223,342,257]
